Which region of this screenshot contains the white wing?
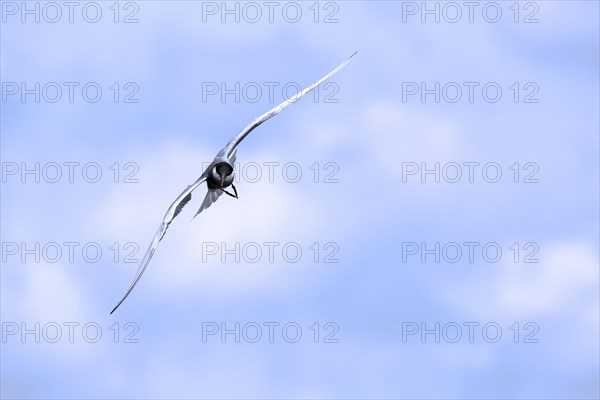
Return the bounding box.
[110,173,207,314]
[110,53,357,313]
[221,52,357,158]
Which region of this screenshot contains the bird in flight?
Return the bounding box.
[110,52,357,314]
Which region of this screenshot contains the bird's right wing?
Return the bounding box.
[110,173,207,314]
[221,52,357,158]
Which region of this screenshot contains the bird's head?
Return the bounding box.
[211,162,234,188]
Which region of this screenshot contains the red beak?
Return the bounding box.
[220,175,225,186]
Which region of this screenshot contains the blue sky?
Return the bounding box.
[1,1,599,399]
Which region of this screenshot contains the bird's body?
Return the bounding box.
[110,52,357,314]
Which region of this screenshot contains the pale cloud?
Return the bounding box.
[439,241,599,320]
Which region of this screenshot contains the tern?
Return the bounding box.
[110,52,357,314]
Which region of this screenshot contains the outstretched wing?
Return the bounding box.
[221,52,357,159]
[110,173,208,314]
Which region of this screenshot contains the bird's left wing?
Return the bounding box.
[110,173,208,314]
[221,52,357,158]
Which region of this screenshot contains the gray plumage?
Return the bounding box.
[110,52,357,314]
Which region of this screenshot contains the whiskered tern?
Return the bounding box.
[110,52,357,314]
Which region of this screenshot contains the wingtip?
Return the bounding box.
[110,299,124,314]
[341,51,358,67]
